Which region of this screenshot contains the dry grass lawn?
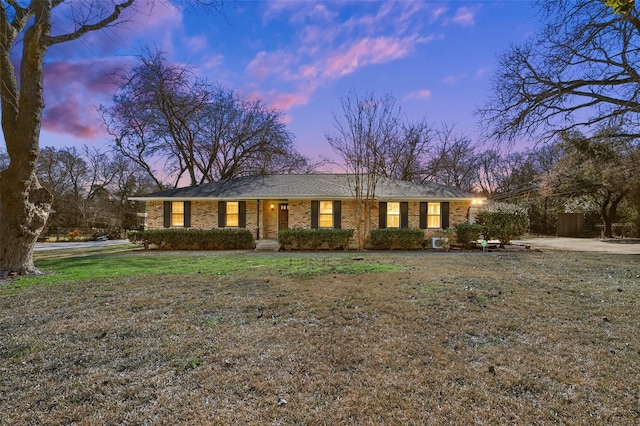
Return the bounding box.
[1,249,639,425]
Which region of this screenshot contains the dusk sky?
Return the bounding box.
[35,1,539,165]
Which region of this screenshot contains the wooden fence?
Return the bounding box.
[557,213,584,237]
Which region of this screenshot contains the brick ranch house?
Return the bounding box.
[129,174,484,248]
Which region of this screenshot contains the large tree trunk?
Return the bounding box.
[601,196,622,238]
[0,2,52,276]
[0,168,52,275]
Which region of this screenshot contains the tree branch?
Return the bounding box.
[45,0,135,47]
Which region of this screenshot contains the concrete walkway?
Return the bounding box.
[34,239,133,251]
[514,237,640,255]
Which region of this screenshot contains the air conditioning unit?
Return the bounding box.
[432,237,447,249]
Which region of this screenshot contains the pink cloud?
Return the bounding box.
[430,6,448,22]
[404,90,432,101]
[475,66,491,78]
[198,53,224,73]
[44,59,125,96]
[264,1,336,24]
[186,35,209,53]
[268,91,311,110]
[442,74,466,84]
[247,51,294,80]
[42,96,100,139]
[41,58,129,139]
[452,6,478,26]
[323,37,412,79]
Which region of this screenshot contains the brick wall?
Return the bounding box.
[146,201,164,229]
[143,199,473,243]
[190,201,217,229]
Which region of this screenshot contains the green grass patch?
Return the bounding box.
[5,251,401,292]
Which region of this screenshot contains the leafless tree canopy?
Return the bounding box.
[100,49,313,189]
[37,146,153,230]
[479,0,640,143]
[544,129,640,237]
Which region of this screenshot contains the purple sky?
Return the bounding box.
[22,1,538,164]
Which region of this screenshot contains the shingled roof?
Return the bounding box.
[129,174,476,201]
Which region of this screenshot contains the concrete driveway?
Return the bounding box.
[34,239,133,251]
[514,237,640,255]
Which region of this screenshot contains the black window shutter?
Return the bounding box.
[419,202,427,229]
[400,202,409,228]
[333,201,341,229]
[311,200,319,229]
[184,201,191,228]
[163,201,171,228]
[218,201,226,228]
[379,202,387,229]
[239,201,246,228]
[441,202,450,229]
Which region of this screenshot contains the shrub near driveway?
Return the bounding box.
[1,251,639,424]
[476,202,529,246]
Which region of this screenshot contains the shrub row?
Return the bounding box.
[278,228,354,250]
[369,228,425,250]
[128,229,255,250]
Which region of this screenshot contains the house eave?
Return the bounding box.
[129,196,484,202]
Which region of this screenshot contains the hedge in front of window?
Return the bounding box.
[369,228,425,250]
[278,228,354,250]
[128,229,255,250]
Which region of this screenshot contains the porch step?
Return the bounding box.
[255,239,281,252]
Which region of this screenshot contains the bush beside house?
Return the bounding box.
[454,223,484,249]
[278,228,354,250]
[128,229,255,250]
[369,228,425,250]
[476,203,529,246]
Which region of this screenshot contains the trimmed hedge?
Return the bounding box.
[369,228,425,250]
[476,202,529,245]
[128,229,255,250]
[454,222,484,249]
[278,228,354,250]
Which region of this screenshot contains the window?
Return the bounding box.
[428,202,441,228]
[226,201,239,227]
[171,202,184,227]
[387,202,400,228]
[312,200,341,229]
[319,201,333,228]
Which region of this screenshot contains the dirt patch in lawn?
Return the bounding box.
[1,251,639,424]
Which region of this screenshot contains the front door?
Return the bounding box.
[278,204,289,231]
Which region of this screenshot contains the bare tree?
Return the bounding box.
[380,119,433,182]
[100,48,211,188]
[200,86,309,180]
[326,91,400,250]
[480,1,640,143]
[0,1,222,275]
[545,129,640,237]
[101,53,311,186]
[36,146,151,230]
[424,125,479,191]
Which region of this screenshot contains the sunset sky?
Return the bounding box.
[36,0,538,164]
